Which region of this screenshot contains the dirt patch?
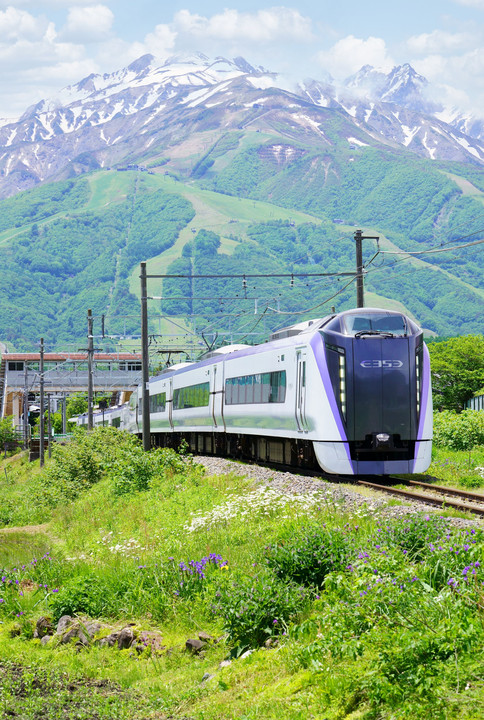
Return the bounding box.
[0,524,50,535]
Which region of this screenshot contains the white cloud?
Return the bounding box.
[317,35,394,79]
[61,4,114,42]
[406,29,473,54]
[413,48,484,114]
[453,0,484,8]
[0,6,48,41]
[0,1,101,6]
[143,23,177,58]
[174,7,314,43]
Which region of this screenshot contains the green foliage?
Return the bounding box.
[433,409,484,450]
[65,394,88,419]
[194,229,221,257]
[0,417,20,447]
[428,335,484,410]
[263,524,354,588]
[0,179,89,233]
[0,179,194,348]
[43,430,103,503]
[212,570,309,649]
[49,574,108,622]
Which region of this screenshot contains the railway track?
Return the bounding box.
[357,479,484,517]
[195,454,484,519]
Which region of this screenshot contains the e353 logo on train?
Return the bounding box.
[360,360,404,368]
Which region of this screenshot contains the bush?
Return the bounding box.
[212,570,309,649]
[49,574,109,622]
[433,410,484,450]
[263,524,355,588]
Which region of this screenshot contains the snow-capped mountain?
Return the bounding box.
[0,54,482,198]
[298,63,484,161]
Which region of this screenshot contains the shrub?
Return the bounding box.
[212,570,309,649]
[379,515,449,560]
[433,410,484,450]
[49,574,108,622]
[263,524,355,588]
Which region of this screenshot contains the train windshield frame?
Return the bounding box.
[342,313,408,337]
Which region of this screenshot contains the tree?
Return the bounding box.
[427,335,484,411]
[0,416,20,450]
[66,394,88,419]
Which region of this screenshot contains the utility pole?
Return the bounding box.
[87,309,94,430]
[140,262,151,451]
[354,230,379,308]
[62,394,67,435]
[23,363,29,450]
[39,337,44,467]
[47,392,52,459]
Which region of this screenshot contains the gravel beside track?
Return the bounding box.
[195,455,483,529]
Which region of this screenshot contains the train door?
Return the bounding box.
[168,377,174,430]
[295,349,309,432]
[211,363,226,431]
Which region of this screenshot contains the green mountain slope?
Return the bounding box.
[0,149,482,351]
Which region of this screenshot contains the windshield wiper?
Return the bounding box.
[354,330,394,338]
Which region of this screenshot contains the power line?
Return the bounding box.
[380,237,484,256]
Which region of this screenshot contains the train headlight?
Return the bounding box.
[376,433,390,443]
[416,347,422,416]
[339,355,346,420]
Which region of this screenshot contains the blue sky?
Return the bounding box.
[0,1,483,118]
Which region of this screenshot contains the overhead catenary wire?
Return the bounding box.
[379,237,484,256]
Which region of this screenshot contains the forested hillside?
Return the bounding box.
[0,144,482,351]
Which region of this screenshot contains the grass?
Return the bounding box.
[0,432,483,719]
[423,445,484,489]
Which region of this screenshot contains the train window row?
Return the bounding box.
[225,371,286,405]
[147,372,287,413]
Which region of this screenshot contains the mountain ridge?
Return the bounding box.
[0,53,483,200]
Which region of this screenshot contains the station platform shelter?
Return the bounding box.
[0,351,142,426]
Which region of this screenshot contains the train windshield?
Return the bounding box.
[342,313,407,337]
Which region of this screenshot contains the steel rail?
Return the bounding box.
[357,480,484,517]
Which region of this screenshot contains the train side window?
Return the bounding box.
[225,371,286,405]
[173,382,209,410]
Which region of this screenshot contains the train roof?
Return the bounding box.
[149,308,421,383]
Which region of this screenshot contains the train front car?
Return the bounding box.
[317,309,432,475]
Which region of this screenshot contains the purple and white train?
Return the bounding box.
[121,308,433,476]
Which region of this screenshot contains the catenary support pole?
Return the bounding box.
[140,262,151,451]
[47,392,52,459]
[23,363,28,449]
[355,229,364,308]
[39,337,44,467]
[87,309,94,430]
[354,230,379,309]
[62,394,67,435]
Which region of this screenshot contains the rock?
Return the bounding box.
[201,673,215,683]
[117,627,136,650]
[219,659,232,669]
[239,649,254,660]
[34,616,54,639]
[186,638,207,654]
[264,637,278,649]
[56,617,107,646]
[41,635,52,646]
[56,615,74,635]
[97,632,120,648]
[198,631,215,643]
